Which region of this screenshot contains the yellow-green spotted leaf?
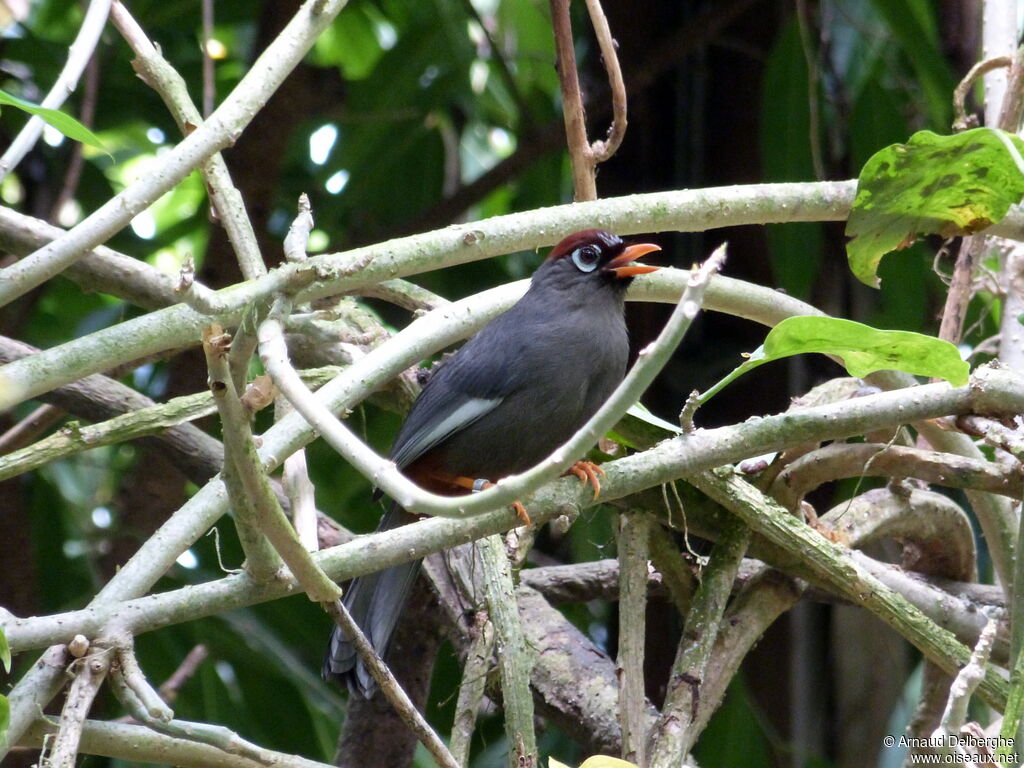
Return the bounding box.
[846,128,1024,286]
[0,89,107,151]
[578,758,640,768]
[700,316,968,404]
[550,757,639,768]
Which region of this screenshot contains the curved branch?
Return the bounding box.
[0,179,865,408]
[583,0,627,163]
[770,442,1024,512]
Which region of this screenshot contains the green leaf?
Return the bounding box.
[0,89,107,151]
[846,128,1024,287]
[549,759,572,768]
[607,404,683,452]
[700,316,969,404]
[0,627,8,673]
[625,403,682,436]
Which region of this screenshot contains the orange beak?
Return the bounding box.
[604,243,662,278]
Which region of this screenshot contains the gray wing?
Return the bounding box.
[390,393,501,469]
[389,321,528,469]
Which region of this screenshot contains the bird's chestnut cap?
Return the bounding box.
[547,229,661,278]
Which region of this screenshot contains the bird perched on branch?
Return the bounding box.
[323,228,661,697]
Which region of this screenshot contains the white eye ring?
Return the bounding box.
[571,246,600,272]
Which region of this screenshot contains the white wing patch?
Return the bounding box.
[391,396,503,469]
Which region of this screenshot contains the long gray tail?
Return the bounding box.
[322,503,422,697]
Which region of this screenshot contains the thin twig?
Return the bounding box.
[996,45,1024,132]
[583,0,627,163]
[284,193,314,263]
[769,442,1024,510]
[110,638,174,723]
[938,233,987,344]
[24,718,337,768]
[549,0,628,198]
[322,600,460,768]
[952,56,1012,132]
[0,0,113,181]
[956,414,1024,462]
[157,644,209,703]
[201,0,216,118]
[175,257,233,315]
[0,206,180,310]
[795,0,825,179]
[106,637,331,768]
[274,194,319,549]
[204,325,284,582]
[647,523,697,616]
[352,278,449,313]
[0,645,70,762]
[0,366,335,483]
[49,53,101,222]
[0,403,64,455]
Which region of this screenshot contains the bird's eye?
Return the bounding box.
[571,245,601,272]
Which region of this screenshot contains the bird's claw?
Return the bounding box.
[511,501,531,526]
[565,460,605,500]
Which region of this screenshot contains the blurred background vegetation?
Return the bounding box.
[0,1,987,766]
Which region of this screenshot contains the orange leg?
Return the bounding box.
[448,475,532,526]
[564,460,605,500]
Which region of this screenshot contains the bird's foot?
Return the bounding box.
[564,460,605,500]
[511,500,531,526]
[454,476,532,526]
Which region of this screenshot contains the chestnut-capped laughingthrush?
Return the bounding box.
[322,229,661,696]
